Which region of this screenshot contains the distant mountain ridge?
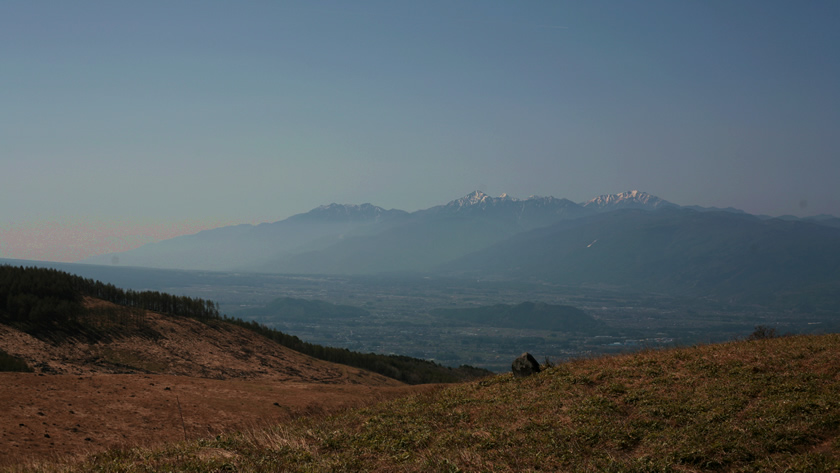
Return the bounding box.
[81,190,605,271]
[582,190,678,211]
[286,203,409,223]
[78,190,840,304]
[414,191,587,223]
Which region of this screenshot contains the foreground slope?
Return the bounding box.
[32,333,840,472]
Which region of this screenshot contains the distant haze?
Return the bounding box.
[2,2,838,262]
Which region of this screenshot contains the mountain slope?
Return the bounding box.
[441,207,840,301]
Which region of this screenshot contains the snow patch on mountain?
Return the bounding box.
[445,191,586,208]
[582,190,676,211]
[451,191,513,207]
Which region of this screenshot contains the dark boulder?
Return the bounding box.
[512,353,541,377]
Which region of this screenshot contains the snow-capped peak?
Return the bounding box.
[582,190,676,211]
[447,191,519,208]
[461,190,490,206]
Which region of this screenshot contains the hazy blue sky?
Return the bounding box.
[2,1,839,262]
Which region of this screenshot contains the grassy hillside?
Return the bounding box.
[29,333,840,472]
[0,265,490,383]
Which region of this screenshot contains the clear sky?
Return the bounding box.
[2,1,839,262]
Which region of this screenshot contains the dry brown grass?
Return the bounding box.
[0,373,433,469]
[11,333,839,472]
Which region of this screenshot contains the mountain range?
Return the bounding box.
[80,191,840,303]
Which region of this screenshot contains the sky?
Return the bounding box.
[2,1,839,262]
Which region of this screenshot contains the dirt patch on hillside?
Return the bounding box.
[0,373,439,468]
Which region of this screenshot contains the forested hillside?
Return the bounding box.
[0,265,218,343]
